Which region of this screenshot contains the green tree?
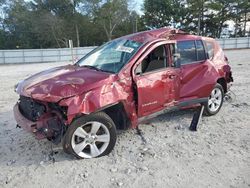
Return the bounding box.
[143,0,187,29]
[84,0,130,41]
[4,0,37,48]
[184,0,209,35]
[232,0,250,37]
[30,0,81,47]
[207,0,235,37]
[143,0,174,28]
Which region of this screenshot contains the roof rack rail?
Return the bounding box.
[170,29,189,35]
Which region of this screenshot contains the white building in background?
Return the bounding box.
[221,19,250,38]
[220,20,234,38]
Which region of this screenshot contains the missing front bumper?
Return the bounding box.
[13,103,65,142]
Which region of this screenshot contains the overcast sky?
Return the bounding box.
[22,0,144,14]
[133,0,144,14]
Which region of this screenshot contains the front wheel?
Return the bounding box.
[204,83,224,116]
[62,112,117,159]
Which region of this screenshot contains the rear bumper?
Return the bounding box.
[13,103,46,139]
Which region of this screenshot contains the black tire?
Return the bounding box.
[62,112,117,159]
[204,83,224,116]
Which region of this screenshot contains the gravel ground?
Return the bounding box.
[0,49,250,188]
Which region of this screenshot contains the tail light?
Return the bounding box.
[223,65,233,82]
[223,64,231,72]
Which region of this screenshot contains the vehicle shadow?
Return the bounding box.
[0,108,196,168]
[138,108,196,129]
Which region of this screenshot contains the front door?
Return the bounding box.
[133,43,180,117]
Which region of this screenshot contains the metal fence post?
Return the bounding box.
[58,49,61,62]
[3,51,5,64]
[22,49,25,63]
[41,50,43,63]
[69,40,74,63]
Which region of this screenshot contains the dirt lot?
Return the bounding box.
[0,49,250,188]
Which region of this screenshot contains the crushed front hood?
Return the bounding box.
[16,64,112,102]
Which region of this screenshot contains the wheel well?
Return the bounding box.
[217,78,227,93]
[103,103,130,130]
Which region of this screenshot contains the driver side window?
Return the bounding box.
[136,45,167,74]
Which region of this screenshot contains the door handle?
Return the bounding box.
[162,74,176,79]
[169,75,176,79]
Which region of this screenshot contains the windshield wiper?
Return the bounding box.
[81,65,101,71]
[81,65,114,74]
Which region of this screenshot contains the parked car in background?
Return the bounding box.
[13,28,233,159]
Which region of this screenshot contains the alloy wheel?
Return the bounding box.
[71,121,110,158]
[208,87,223,112]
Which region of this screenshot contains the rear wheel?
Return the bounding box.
[204,83,224,116]
[63,112,117,159]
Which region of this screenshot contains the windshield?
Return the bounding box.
[76,39,143,73]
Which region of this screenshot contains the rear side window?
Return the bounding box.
[206,41,214,59]
[177,41,196,65]
[196,40,206,61]
[177,40,208,65]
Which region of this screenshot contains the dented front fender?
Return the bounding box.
[59,78,137,126]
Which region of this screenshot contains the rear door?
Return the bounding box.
[177,40,213,101]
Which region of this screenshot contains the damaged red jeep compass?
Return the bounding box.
[14,28,233,159]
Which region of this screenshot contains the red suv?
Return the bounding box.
[14,28,233,159]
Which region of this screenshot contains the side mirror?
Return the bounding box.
[135,63,142,75]
[173,53,181,68]
[206,52,210,59]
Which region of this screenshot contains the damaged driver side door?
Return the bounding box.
[133,41,180,117]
